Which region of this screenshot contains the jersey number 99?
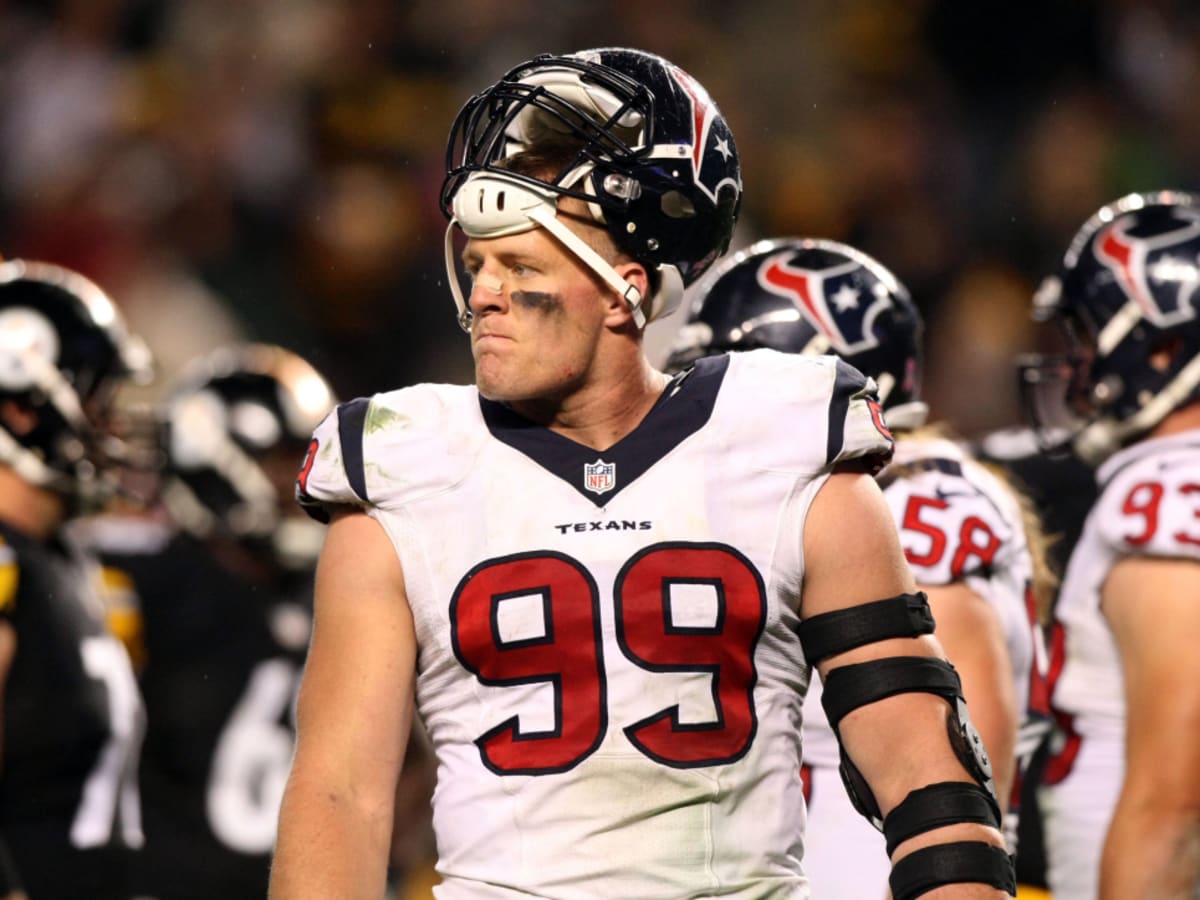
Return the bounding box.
[451,542,767,775]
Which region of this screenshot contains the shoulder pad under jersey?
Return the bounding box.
[1092,434,1200,560]
[296,383,485,522]
[719,349,894,475]
[884,439,1021,584]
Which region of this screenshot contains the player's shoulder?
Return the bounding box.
[1091,430,1200,555]
[298,382,485,516]
[717,349,893,472]
[890,436,1020,521]
[723,347,860,399]
[883,435,1031,585]
[1096,430,1200,494]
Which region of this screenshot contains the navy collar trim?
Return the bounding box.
[480,354,730,506]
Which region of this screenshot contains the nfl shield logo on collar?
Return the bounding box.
[583,458,616,495]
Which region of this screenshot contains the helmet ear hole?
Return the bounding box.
[661,192,696,219]
[1148,334,1185,372]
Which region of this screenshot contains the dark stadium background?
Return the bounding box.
[3,0,1195,438]
[2,5,1196,892]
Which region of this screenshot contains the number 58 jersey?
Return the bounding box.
[297,350,894,900]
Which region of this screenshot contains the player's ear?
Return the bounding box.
[606,261,651,329]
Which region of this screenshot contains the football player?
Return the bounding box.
[1020,190,1200,899]
[272,48,1015,898]
[666,237,1053,899]
[0,259,151,897]
[973,425,1097,893]
[84,344,338,898]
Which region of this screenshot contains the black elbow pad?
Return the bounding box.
[819,656,998,831]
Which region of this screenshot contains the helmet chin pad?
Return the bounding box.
[446,171,691,331]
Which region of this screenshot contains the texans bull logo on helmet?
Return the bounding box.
[757,250,894,355]
[665,237,925,422]
[1093,206,1200,331]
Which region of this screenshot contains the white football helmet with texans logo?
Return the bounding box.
[1019,190,1200,464]
[441,47,743,331]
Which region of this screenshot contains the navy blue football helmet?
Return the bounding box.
[666,237,928,429]
[441,47,742,330]
[0,259,152,506]
[159,344,336,570]
[1019,190,1200,464]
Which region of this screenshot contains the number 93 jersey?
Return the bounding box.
[297,349,893,900]
[1040,431,1200,900]
[1051,431,1200,729]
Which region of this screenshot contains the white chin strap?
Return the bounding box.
[444,172,681,332]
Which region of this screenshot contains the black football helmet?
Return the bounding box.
[441,47,742,330]
[666,238,928,430]
[158,344,336,571]
[0,259,153,506]
[1019,190,1200,464]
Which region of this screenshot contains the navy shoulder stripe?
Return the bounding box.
[825,358,870,466]
[337,397,371,503]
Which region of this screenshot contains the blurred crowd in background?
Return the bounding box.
[3,2,1200,897]
[4,0,1200,436]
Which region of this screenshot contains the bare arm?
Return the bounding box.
[270,510,418,899]
[1100,555,1200,899]
[924,583,1018,813]
[803,471,1009,898]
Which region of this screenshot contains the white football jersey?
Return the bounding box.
[800,436,1046,898]
[297,349,893,899]
[1040,430,1200,900]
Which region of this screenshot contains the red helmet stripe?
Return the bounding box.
[760,258,839,340]
[1096,223,1155,317]
[670,66,713,175]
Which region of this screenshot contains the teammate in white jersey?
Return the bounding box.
[1019,190,1200,899]
[667,238,1051,899]
[270,48,1014,900]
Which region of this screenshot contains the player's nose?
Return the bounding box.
[468,267,507,315]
